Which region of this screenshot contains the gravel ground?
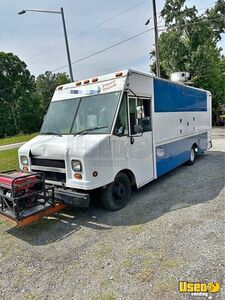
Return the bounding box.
[0,127,224,300]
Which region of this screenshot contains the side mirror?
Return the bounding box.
[136,105,145,119]
[134,124,143,134]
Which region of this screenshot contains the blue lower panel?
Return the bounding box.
[156,133,207,177]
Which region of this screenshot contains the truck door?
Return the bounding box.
[127,96,154,187]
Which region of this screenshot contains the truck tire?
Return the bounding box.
[101,173,131,211]
[187,146,196,165]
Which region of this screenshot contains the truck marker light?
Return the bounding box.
[57,86,63,90]
[84,80,90,84]
[76,81,81,86]
[93,171,98,177]
[115,72,123,77]
[74,173,82,179]
[92,78,98,83]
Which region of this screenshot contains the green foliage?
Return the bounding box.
[0,148,19,172]
[17,92,43,133]
[0,53,70,137]
[0,133,37,146]
[36,71,70,113]
[161,0,198,29]
[0,52,36,136]
[150,0,225,123]
[205,0,225,42]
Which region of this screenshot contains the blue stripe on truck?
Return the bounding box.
[154,79,207,112]
[156,133,208,177]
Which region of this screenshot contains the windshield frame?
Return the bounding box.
[40,91,122,136]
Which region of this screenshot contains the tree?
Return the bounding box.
[0,52,37,136]
[36,71,70,114]
[0,54,71,137]
[150,0,225,123]
[17,92,43,134]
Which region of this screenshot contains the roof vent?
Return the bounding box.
[170,72,190,84]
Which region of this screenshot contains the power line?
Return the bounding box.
[198,6,213,11]
[1,27,156,94]
[0,83,30,94]
[69,0,147,39]
[158,15,225,32]
[0,16,224,94]
[51,27,156,72]
[156,6,214,17]
[51,16,225,73]
[26,0,147,62]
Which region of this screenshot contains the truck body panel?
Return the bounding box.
[18,69,212,206]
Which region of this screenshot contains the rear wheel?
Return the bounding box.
[101,173,131,211]
[187,146,196,165]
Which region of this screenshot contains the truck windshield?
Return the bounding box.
[40,91,121,135]
[40,98,80,135]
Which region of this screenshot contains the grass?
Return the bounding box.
[0,219,6,225]
[92,293,116,300]
[122,258,135,268]
[0,132,38,146]
[138,269,154,282]
[95,244,112,260]
[0,148,19,172]
[129,224,144,234]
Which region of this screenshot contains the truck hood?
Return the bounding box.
[19,134,110,159]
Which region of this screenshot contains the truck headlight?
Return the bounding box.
[71,160,82,172]
[20,155,29,166]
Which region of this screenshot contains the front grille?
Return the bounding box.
[31,170,66,182]
[31,158,65,169]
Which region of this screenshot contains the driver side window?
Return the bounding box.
[129,97,151,134]
[113,93,128,136]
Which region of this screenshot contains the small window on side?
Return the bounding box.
[113,93,128,136]
[141,98,151,132]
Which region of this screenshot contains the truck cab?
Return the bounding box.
[18,69,212,210]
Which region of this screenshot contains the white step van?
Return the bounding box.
[19,70,212,210]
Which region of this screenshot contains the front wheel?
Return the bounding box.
[101,173,131,211]
[187,146,196,165]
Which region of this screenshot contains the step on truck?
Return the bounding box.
[0,69,212,225]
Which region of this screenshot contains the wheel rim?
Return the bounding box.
[112,181,126,203]
[190,148,195,161]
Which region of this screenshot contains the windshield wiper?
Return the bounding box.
[73,126,109,136]
[41,131,62,137]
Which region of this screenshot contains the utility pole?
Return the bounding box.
[18,7,74,82]
[152,0,160,77]
[60,7,74,82]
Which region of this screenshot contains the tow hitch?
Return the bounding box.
[0,171,66,227]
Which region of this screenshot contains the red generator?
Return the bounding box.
[0,171,56,225]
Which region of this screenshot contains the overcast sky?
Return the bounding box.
[1,0,224,80]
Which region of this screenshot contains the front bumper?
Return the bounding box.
[54,187,90,207]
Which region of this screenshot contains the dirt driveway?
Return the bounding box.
[0,127,224,300]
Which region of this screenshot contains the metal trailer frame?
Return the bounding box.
[0,172,65,226]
